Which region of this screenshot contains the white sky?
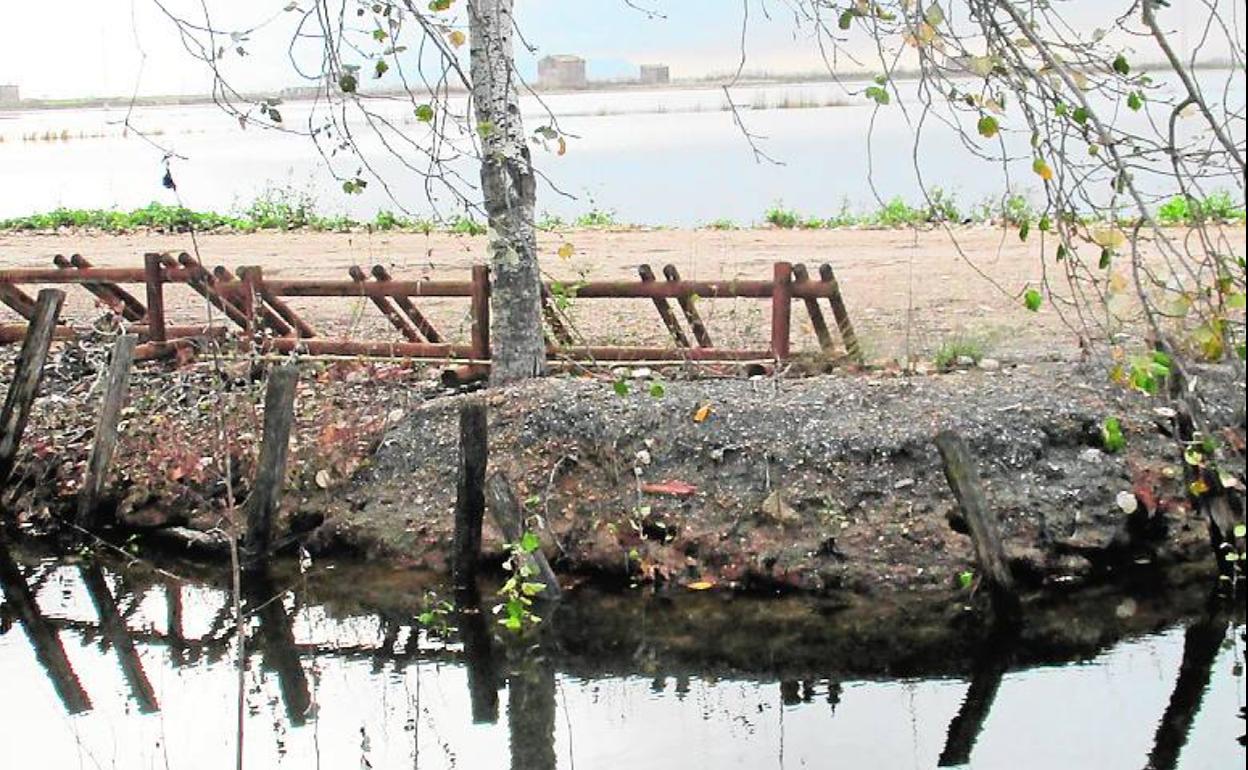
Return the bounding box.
[0,1,1240,99]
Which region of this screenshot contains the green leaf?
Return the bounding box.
[838,9,854,29]
[648,381,666,398]
[339,73,358,93]
[1023,287,1043,312]
[1102,417,1126,453]
[519,531,542,553]
[1056,244,1068,261]
[613,379,630,396]
[977,115,999,139]
[1073,106,1089,125]
[1038,214,1051,232]
[1112,54,1130,76]
[1225,292,1245,310]
[957,571,974,590]
[1019,219,1031,242]
[374,60,389,78]
[1099,248,1112,269]
[372,28,388,42]
[1127,91,1143,111]
[865,86,890,105]
[1234,523,1246,538]
[520,581,548,597]
[414,104,434,122]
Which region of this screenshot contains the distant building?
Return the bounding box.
[639,65,670,85]
[538,55,587,89]
[0,85,19,105]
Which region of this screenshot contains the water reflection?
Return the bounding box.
[0,541,1243,770]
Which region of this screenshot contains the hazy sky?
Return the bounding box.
[0,1,1238,99]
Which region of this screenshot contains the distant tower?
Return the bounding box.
[639,65,670,85]
[538,56,587,89]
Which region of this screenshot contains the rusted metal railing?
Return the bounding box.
[0,255,861,371]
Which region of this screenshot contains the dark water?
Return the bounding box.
[0,544,1243,769]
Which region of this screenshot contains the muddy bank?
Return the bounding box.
[4,345,1244,600]
[308,360,1245,595]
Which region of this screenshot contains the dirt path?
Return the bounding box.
[1,226,1241,362]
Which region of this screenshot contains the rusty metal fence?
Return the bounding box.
[0,254,860,371]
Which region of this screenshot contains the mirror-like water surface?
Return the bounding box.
[0,546,1243,770]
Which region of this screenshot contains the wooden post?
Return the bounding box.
[792,264,834,353]
[0,540,93,713]
[453,399,488,590]
[142,253,167,343]
[486,472,562,601]
[934,431,1020,623]
[77,334,137,528]
[638,264,691,348]
[819,263,862,364]
[242,364,299,572]
[0,289,65,488]
[771,261,793,359]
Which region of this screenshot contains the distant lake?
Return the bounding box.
[0,71,1242,227]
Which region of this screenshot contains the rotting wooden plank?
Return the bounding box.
[485,472,562,602]
[242,364,299,572]
[0,289,65,488]
[77,334,137,529]
[453,399,488,591]
[934,430,1020,624]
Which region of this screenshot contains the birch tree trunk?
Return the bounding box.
[468,0,547,384]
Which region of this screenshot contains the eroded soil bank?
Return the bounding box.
[4,344,1244,600]
[308,361,1245,596]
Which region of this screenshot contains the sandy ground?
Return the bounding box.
[1,226,1242,362]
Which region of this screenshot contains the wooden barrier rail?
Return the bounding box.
[0,255,861,369]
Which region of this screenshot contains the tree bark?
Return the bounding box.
[468,0,547,384]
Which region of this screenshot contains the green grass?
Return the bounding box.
[573,208,619,228]
[1156,191,1246,226]
[933,337,987,371]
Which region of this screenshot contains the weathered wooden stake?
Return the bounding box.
[486,472,562,601]
[453,399,488,590]
[242,364,299,571]
[508,656,557,770]
[77,334,137,528]
[0,288,65,488]
[792,263,835,353]
[663,264,713,348]
[934,430,1020,623]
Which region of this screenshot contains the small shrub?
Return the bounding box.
[765,205,800,229]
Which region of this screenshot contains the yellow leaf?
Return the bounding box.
[1091,228,1127,249]
[448,30,466,47]
[1188,478,1209,497]
[1032,158,1054,181]
[693,404,712,423]
[557,136,567,156]
[557,242,574,260]
[687,580,715,591]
